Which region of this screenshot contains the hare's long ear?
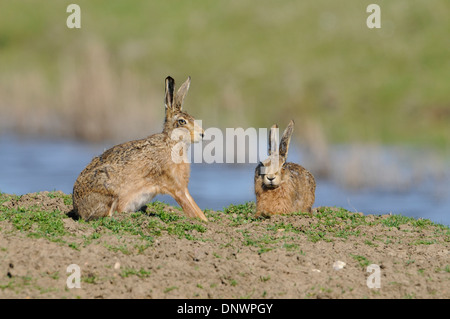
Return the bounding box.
[268,124,279,156]
[175,76,191,110]
[279,120,294,159]
[165,76,175,111]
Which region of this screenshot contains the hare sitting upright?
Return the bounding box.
[72,76,208,221]
[254,120,316,217]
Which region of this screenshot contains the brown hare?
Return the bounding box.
[254,120,316,217]
[72,76,208,221]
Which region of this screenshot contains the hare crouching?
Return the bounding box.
[72,76,208,222]
[254,120,315,217]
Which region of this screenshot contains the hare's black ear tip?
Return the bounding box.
[165,76,174,82]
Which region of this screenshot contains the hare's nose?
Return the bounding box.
[267,176,275,181]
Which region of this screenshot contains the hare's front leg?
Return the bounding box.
[172,189,208,222]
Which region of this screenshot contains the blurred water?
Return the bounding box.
[0,134,449,226]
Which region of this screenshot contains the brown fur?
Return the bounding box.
[254,121,316,217]
[72,76,207,221]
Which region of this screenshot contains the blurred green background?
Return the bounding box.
[0,0,449,150]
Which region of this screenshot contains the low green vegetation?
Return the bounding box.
[2,191,448,299]
[1,208,67,242]
[350,254,372,268]
[0,192,449,256]
[120,268,151,279]
[164,286,178,293]
[0,192,208,252]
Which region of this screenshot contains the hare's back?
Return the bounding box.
[283,162,315,213]
[285,162,315,188]
[98,134,169,164]
[75,134,170,192]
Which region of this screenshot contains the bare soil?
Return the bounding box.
[0,191,448,299]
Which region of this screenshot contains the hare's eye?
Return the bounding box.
[178,119,187,126]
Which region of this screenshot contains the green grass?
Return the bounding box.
[46,192,73,206]
[228,205,450,251]
[229,279,238,287]
[350,254,371,268]
[82,274,98,284]
[435,265,450,273]
[0,194,208,250]
[82,200,207,244]
[164,286,178,293]
[0,205,70,243]
[89,214,155,241]
[1,192,449,258]
[120,268,151,278]
[260,275,271,282]
[223,202,259,226]
[263,207,366,243]
[0,276,34,292]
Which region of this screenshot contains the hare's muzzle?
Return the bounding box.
[263,174,280,188]
[192,122,204,143]
[260,156,282,188]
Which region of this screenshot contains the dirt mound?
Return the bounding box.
[0,192,449,299]
[1,191,72,215]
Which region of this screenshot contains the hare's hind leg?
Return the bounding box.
[76,193,117,221]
